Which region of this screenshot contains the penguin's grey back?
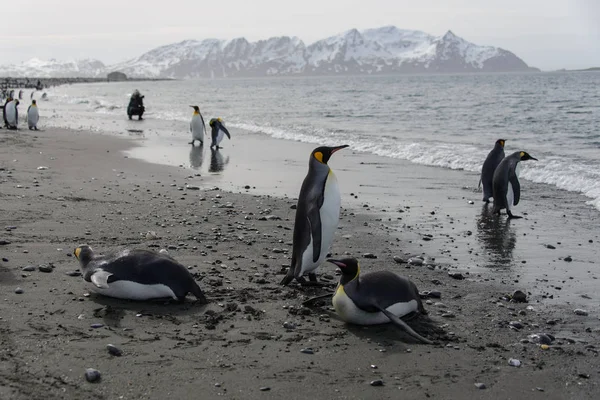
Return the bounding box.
[481,144,505,200]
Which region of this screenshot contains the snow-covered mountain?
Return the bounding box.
[0,26,537,79]
[0,58,106,78]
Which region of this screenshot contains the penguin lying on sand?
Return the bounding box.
[328,258,433,344]
[479,139,505,203]
[492,151,538,219]
[74,245,208,303]
[280,145,348,286]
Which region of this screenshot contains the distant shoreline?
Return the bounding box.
[0,76,175,89]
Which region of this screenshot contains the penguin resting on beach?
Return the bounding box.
[73,244,208,303]
[189,105,206,146]
[209,118,231,149]
[492,151,538,219]
[27,100,39,130]
[479,139,505,203]
[280,145,348,286]
[327,258,433,344]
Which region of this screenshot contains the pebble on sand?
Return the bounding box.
[259,387,271,391]
[107,344,123,356]
[300,348,314,354]
[85,368,101,383]
[38,264,53,273]
[511,290,528,303]
[370,379,384,387]
[15,287,24,294]
[474,383,486,389]
[573,309,588,316]
[22,265,35,272]
[508,358,521,367]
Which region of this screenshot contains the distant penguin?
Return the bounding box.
[189,105,206,146]
[492,151,538,218]
[18,90,23,100]
[73,244,208,303]
[327,258,432,344]
[280,145,348,286]
[479,139,505,203]
[27,100,39,130]
[209,118,231,149]
[5,99,19,129]
[2,97,11,127]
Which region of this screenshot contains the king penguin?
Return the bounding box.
[27,100,39,130]
[73,244,208,303]
[492,151,538,218]
[209,118,231,149]
[479,139,505,203]
[189,105,206,146]
[327,258,433,344]
[280,144,348,286]
[5,99,19,130]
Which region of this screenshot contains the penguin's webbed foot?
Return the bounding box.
[507,212,522,219]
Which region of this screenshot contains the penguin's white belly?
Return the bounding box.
[507,163,520,209]
[88,280,177,300]
[216,129,226,145]
[6,104,17,125]
[299,170,341,275]
[190,117,204,141]
[28,108,39,126]
[333,286,418,325]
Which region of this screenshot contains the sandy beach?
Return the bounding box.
[1,127,599,400]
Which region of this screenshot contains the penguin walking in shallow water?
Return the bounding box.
[280,144,348,286]
[479,139,505,203]
[73,244,208,303]
[492,151,538,218]
[5,99,19,130]
[327,258,432,344]
[27,100,39,130]
[189,105,206,146]
[209,118,231,149]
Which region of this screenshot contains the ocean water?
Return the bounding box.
[35,72,600,211]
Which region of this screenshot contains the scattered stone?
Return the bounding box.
[37,166,49,170]
[512,290,528,303]
[186,185,200,190]
[509,321,524,330]
[259,387,271,392]
[448,272,464,280]
[300,348,314,355]
[508,358,521,367]
[283,321,296,330]
[393,256,407,264]
[1,257,8,262]
[90,323,104,329]
[85,368,101,383]
[370,379,384,387]
[563,256,572,262]
[428,291,442,299]
[474,383,486,390]
[578,373,590,379]
[22,265,35,272]
[38,264,53,273]
[441,312,456,318]
[65,270,82,277]
[545,244,556,249]
[15,287,24,294]
[106,344,122,356]
[574,309,588,316]
[0,240,11,245]
[468,200,474,204]
[407,258,423,266]
[363,253,377,259]
[528,333,555,345]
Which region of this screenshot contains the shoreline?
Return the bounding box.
[1,127,599,399]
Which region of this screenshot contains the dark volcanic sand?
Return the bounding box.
[1,128,599,400]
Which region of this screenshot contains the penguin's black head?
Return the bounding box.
[327,257,360,284]
[496,139,506,148]
[311,145,349,165]
[519,151,538,161]
[73,244,94,266]
[31,100,37,105]
[190,105,200,113]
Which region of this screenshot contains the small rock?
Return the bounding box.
[22,265,35,272]
[186,185,200,190]
[564,256,573,262]
[468,200,474,204]
[283,321,296,330]
[38,264,53,273]
[90,323,104,329]
[370,379,384,387]
[528,333,555,345]
[407,258,423,266]
[512,290,528,303]
[37,166,49,170]
[441,312,456,318]
[428,291,442,299]
[509,321,524,330]
[300,348,314,354]
[545,244,556,249]
[259,387,271,392]
[474,383,486,390]
[393,256,407,264]
[106,344,122,356]
[508,358,521,367]
[448,272,464,280]
[65,270,82,277]
[1,257,8,262]
[15,287,24,294]
[363,253,377,259]
[574,309,588,316]
[0,240,12,245]
[85,368,101,383]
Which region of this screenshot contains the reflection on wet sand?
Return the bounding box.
[189,144,204,169]
[476,204,517,267]
[209,148,229,173]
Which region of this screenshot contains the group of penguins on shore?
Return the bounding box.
[2,96,40,130]
[73,139,538,344]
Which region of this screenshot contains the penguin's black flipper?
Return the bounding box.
[509,174,521,206]
[199,112,206,131]
[220,124,231,139]
[307,211,322,263]
[377,306,433,344]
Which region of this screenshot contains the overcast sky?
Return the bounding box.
[1,0,598,70]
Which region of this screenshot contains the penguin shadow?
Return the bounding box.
[87,294,208,328]
[209,148,230,173]
[476,204,517,266]
[189,144,204,169]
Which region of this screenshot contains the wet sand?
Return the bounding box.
[1,128,599,400]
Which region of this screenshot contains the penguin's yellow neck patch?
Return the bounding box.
[193,111,200,116]
[314,152,323,163]
[520,151,525,157]
[74,247,81,259]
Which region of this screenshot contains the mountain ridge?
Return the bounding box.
[0,26,539,78]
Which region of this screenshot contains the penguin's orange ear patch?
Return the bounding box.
[314,152,323,163]
[74,247,81,259]
[520,151,525,157]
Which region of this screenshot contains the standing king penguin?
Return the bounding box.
[189,105,206,146]
[327,258,433,344]
[479,139,505,203]
[27,100,39,130]
[492,151,538,218]
[5,99,19,130]
[209,118,231,149]
[280,144,349,286]
[73,244,208,303]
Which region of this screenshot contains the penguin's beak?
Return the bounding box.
[331,145,349,154]
[327,259,346,268]
[531,156,538,161]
